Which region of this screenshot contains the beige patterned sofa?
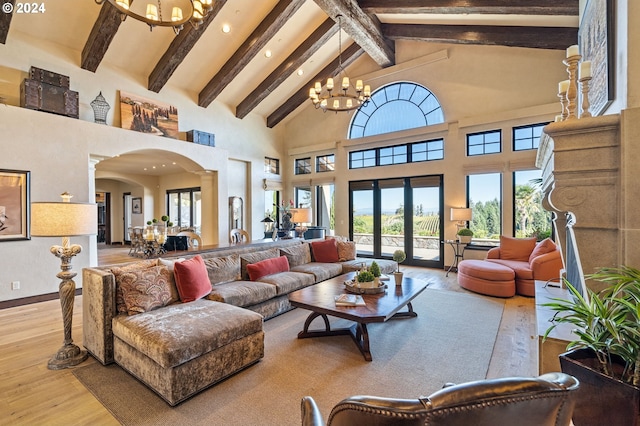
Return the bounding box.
[83,238,395,405]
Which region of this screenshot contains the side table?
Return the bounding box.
[443,240,466,277]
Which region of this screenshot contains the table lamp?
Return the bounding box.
[31,192,97,370]
[450,207,472,232]
[290,208,312,238]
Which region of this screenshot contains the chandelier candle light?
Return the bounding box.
[95,0,213,34]
[309,15,371,113]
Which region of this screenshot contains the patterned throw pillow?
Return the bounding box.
[337,241,356,261]
[118,265,177,316]
[111,259,159,314]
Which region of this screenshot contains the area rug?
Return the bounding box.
[73,288,504,425]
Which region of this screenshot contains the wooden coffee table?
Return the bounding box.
[288,272,428,361]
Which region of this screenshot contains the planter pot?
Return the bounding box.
[457,235,472,244]
[358,281,377,289]
[559,348,640,426]
[393,272,403,286]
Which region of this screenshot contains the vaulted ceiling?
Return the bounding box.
[0,0,578,129]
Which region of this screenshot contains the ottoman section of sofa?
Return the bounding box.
[457,259,516,298]
[112,299,264,405]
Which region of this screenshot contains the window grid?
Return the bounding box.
[349,138,445,169]
[316,154,335,173]
[295,158,311,175]
[264,157,279,174]
[467,130,502,156]
[513,123,548,151]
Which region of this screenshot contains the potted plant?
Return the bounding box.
[543,266,640,426]
[356,270,376,289]
[370,261,381,285]
[392,250,406,286]
[457,228,473,243]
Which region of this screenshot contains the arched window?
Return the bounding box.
[348,82,444,139]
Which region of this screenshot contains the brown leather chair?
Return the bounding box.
[301,372,579,426]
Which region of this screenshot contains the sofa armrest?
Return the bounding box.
[82,267,117,365]
[530,250,564,282]
[301,396,324,426]
[486,247,501,259]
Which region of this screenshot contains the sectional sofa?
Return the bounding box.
[82,238,396,405]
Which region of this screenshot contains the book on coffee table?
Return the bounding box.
[335,294,366,306]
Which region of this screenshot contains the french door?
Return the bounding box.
[349,175,443,268]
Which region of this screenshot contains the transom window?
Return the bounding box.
[513,123,548,151]
[295,158,311,175]
[349,139,444,169]
[467,130,501,156]
[348,82,444,139]
[316,154,335,172]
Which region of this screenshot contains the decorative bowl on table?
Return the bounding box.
[344,279,387,294]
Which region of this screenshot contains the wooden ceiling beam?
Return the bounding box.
[358,0,579,16]
[267,43,364,128]
[0,0,14,44]
[81,1,126,72]
[313,0,394,67]
[236,18,339,119]
[383,24,577,50]
[198,0,305,108]
[148,0,227,93]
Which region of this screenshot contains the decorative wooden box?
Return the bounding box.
[186,130,215,147]
[28,66,70,89]
[20,79,79,119]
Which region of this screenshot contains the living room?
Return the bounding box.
[1,0,640,424]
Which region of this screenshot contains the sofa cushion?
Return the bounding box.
[112,299,263,369]
[257,271,315,295]
[310,239,339,263]
[240,248,280,280]
[499,236,537,261]
[529,238,557,263]
[203,254,241,285]
[118,265,178,316]
[291,262,343,282]
[487,259,534,280]
[458,259,515,281]
[111,259,159,314]
[247,256,290,281]
[337,241,356,261]
[206,280,277,307]
[173,255,211,302]
[279,243,311,267]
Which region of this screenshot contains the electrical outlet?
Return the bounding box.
[11,281,20,290]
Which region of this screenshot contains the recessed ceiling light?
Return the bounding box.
[222,24,231,33]
[264,50,272,58]
[152,166,156,169]
[297,69,304,76]
[144,167,148,171]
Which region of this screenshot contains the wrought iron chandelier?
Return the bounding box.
[95,0,213,34]
[309,15,371,113]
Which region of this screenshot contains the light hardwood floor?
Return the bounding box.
[0,245,536,424]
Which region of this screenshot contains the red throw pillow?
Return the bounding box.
[247,256,290,281]
[173,255,211,302]
[311,238,340,263]
[529,238,557,263]
[499,236,537,261]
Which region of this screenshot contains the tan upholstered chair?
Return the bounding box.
[301,372,579,426]
[230,228,250,244]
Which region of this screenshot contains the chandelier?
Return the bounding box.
[309,15,371,113]
[95,0,213,34]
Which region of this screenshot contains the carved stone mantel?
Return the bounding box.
[537,114,621,292]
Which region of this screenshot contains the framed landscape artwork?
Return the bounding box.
[0,169,30,241]
[579,0,615,116]
[119,91,179,139]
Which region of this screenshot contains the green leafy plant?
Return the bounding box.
[392,250,406,272]
[544,266,640,385]
[161,215,169,223]
[146,220,153,226]
[369,261,381,278]
[357,270,375,283]
[457,228,474,236]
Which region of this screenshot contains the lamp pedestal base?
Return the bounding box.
[48,343,88,370]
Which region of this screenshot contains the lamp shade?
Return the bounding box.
[31,202,97,237]
[450,207,472,222]
[290,208,312,224]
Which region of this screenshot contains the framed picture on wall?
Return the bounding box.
[0,169,30,241]
[132,197,142,214]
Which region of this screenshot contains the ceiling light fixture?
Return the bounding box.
[309,15,371,113]
[222,23,231,33]
[95,0,213,35]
